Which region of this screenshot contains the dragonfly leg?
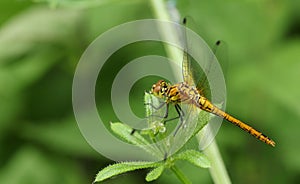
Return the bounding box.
[160,104,185,135]
[144,101,166,110]
[149,103,174,123]
[163,104,179,124]
[173,104,185,135]
[176,104,185,117]
[131,102,167,135]
[163,103,169,118]
[145,102,169,120]
[163,104,185,124]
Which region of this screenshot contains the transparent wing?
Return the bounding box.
[166,104,199,155]
[167,104,212,155]
[213,40,228,81]
[181,17,228,150]
[182,17,228,101]
[196,40,228,149]
[182,17,196,86]
[196,40,228,102]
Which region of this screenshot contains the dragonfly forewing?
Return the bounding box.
[182,17,226,149]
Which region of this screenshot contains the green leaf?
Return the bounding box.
[174,149,211,168]
[110,122,163,158]
[110,122,149,145]
[146,165,165,182]
[111,122,149,145]
[94,161,162,182]
[144,92,157,117]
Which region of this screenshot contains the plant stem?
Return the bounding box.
[202,140,231,184]
[149,0,182,69]
[149,0,231,184]
[170,165,192,184]
[149,0,180,59]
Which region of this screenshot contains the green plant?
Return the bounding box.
[94,93,211,183]
[94,123,211,183]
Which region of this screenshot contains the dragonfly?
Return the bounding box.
[148,17,275,147]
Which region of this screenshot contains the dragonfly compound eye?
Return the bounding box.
[151,84,161,96]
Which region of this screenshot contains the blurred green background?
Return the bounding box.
[0,0,299,183]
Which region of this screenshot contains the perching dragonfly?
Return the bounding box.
[148,18,275,147]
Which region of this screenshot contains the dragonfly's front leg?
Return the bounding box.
[144,101,166,111]
[162,104,185,135]
[163,104,181,124]
[173,104,185,135]
[131,101,167,135]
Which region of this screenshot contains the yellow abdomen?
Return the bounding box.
[196,96,275,147]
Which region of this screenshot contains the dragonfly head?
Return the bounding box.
[150,80,168,98]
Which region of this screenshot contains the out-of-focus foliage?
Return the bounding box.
[0,0,299,183]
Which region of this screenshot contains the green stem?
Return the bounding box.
[149,0,231,184]
[149,0,181,61]
[202,139,231,184]
[149,0,182,79]
[170,165,192,184]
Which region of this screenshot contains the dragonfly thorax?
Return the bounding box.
[151,80,201,105]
